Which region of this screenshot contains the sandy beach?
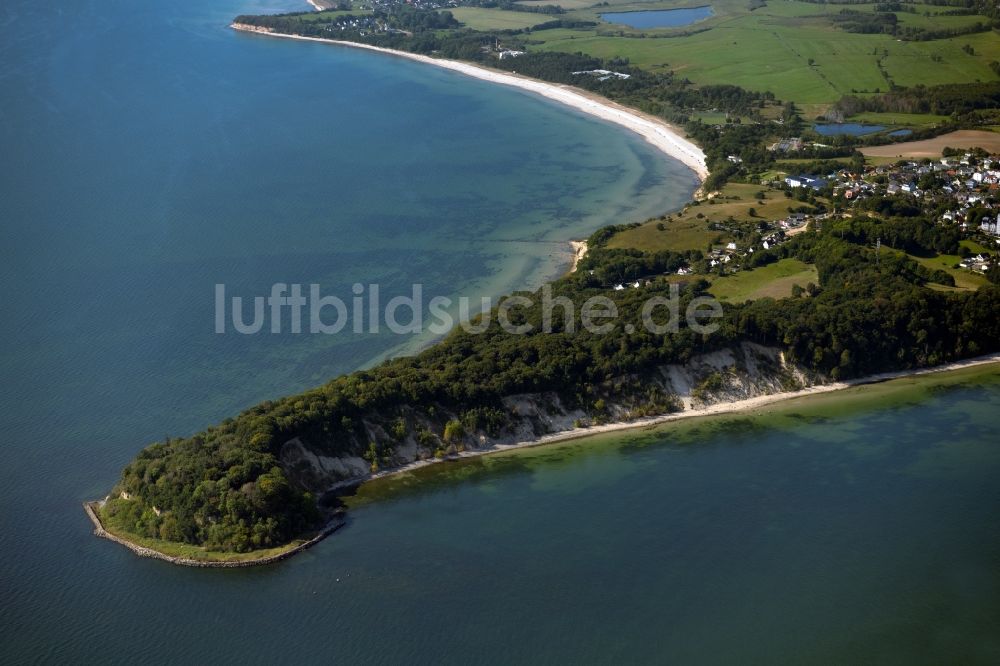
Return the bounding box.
[230,24,708,179]
[326,352,1000,491]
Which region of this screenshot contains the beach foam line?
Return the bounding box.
[230,24,708,179]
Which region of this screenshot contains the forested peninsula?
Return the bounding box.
[93,2,1000,562]
[97,228,1000,558]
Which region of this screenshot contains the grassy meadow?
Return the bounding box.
[907,251,992,291]
[450,7,552,30]
[707,257,819,301]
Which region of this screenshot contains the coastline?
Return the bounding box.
[229,23,708,180]
[327,352,1000,492]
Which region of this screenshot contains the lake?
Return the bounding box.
[814,122,887,136]
[601,6,714,29]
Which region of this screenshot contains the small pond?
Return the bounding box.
[600,6,714,29]
[814,123,887,136]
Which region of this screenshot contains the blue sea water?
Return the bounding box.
[600,6,714,30]
[1,0,695,657]
[2,0,1000,663]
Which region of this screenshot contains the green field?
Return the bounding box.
[910,252,991,291]
[521,0,1000,106]
[962,238,997,255]
[877,244,991,291]
[707,258,819,302]
[450,7,553,30]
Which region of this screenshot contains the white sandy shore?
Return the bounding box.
[327,353,1000,491]
[306,0,325,11]
[230,23,708,179]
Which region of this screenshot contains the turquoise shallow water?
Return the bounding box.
[2,0,999,663]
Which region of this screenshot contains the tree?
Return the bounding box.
[443,419,465,444]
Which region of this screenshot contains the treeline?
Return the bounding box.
[832,9,899,34]
[835,82,1000,116]
[394,6,460,31]
[512,19,598,32]
[875,2,917,13]
[827,211,962,257]
[462,0,565,14]
[830,7,995,39]
[576,246,705,285]
[895,19,995,40]
[685,121,776,190]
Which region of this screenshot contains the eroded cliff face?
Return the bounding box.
[279,343,820,493]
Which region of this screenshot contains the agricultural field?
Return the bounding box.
[707,258,819,302]
[520,0,1000,108]
[861,130,1000,159]
[884,248,992,291]
[450,7,553,31]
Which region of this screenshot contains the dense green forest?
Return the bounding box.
[835,81,1000,116]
